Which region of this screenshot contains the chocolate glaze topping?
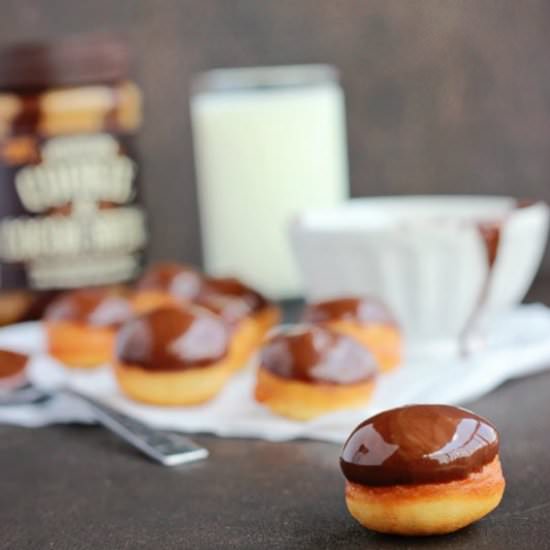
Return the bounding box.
[340,404,499,486]
[196,277,269,325]
[302,297,396,326]
[44,288,133,328]
[136,262,203,301]
[259,324,378,385]
[116,306,230,371]
[0,349,28,378]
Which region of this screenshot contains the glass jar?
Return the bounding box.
[190,65,349,299]
[0,34,145,324]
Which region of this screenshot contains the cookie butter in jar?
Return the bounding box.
[0,34,145,324]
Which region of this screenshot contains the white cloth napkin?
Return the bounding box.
[1,304,550,444]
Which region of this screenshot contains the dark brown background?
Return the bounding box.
[2,0,550,271]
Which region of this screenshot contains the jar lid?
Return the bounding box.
[192,64,339,95]
[0,34,129,91]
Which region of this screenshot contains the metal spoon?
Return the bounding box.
[0,381,209,467]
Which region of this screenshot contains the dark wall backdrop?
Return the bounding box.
[1,1,550,271]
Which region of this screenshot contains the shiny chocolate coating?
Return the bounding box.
[0,349,28,378]
[196,277,269,325]
[340,404,499,486]
[302,297,396,326]
[135,262,203,301]
[116,305,230,371]
[259,324,377,385]
[44,288,133,328]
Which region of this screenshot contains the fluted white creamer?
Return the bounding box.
[290,196,549,356]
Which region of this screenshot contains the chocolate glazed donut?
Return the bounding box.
[196,276,280,373]
[135,262,203,301]
[340,404,506,536]
[196,276,269,325]
[302,296,402,373]
[44,287,134,368]
[0,349,28,381]
[255,324,378,421]
[114,306,236,406]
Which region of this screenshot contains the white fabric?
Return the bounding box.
[1,304,549,444]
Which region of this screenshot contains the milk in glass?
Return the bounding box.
[191,65,349,298]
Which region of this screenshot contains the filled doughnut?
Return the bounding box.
[132,262,204,314]
[254,324,378,420]
[340,404,505,535]
[44,287,133,368]
[0,349,28,389]
[196,276,280,371]
[114,305,235,405]
[303,296,401,372]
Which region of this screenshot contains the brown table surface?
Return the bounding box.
[2,279,550,549]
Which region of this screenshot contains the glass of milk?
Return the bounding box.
[190,65,349,299]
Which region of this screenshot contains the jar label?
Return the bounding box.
[0,133,146,289]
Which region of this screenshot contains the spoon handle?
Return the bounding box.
[63,389,208,466]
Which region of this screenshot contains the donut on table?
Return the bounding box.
[44,287,134,368]
[0,290,35,326]
[132,262,204,314]
[114,305,235,406]
[196,276,280,371]
[302,296,401,373]
[254,324,378,421]
[340,404,505,536]
[0,349,28,389]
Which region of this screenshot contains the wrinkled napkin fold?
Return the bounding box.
[1,304,549,444]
